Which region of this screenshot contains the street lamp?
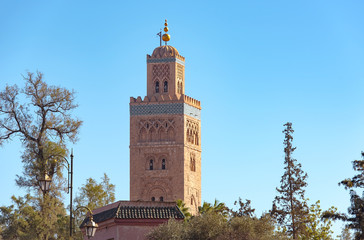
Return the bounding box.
[37,172,52,192]
[76,206,99,239]
[37,150,97,238]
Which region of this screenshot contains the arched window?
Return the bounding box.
[164,81,168,92]
[162,159,166,170]
[155,81,159,93]
[151,197,155,201]
[149,159,153,170]
[160,196,164,202]
[178,82,183,94]
[191,197,193,205]
[190,156,196,172]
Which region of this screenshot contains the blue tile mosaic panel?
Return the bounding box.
[130,103,201,120]
[147,58,185,66]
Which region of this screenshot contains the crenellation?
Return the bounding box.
[130,94,201,109]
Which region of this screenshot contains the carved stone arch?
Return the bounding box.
[159,155,168,170]
[139,127,147,142]
[145,155,155,170]
[167,127,175,141]
[159,127,168,141]
[154,120,160,130]
[145,120,152,129]
[154,79,160,93]
[148,187,166,202]
[188,129,194,143]
[142,179,172,201]
[149,127,156,141]
[190,194,198,213]
[163,78,168,93]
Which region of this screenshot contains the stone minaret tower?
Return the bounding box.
[129,21,201,214]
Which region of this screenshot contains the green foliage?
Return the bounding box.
[0,72,82,239]
[0,72,82,189]
[147,211,288,240]
[272,122,308,239]
[0,194,68,240]
[323,152,364,240]
[198,199,229,218]
[73,173,115,237]
[225,214,287,240]
[337,227,352,240]
[74,173,115,211]
[147,218,186,240]
[300,200,336,240]
[230,198,256,218]
[176,199,191,220]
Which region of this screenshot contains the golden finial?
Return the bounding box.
[162,19,170,44]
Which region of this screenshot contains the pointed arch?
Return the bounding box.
[159,128,168,141]
[155,81,160,93]
[149,127,156,142]
[167,127,175,141]
[139,127,147,142]
[163,80,168,92]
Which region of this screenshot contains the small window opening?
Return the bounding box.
[151,197,155,201]
[162,159,166,170]
[191,197,193,205]
[155,81,159,93]
[164,81,168,92]
[160,196,164,202]
[190,157,196,172]
[149,159,153,170]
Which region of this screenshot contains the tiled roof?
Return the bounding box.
[80,201,184,227]
[117,205,184,219]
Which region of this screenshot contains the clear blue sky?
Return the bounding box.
[1,0,364,236]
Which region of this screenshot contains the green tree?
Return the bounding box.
[224,214,288,240]
[230,198,256,218]
[147,218,186,240]
[323,152,364,239]
[74,173,115,211]
[73,173,115,238]
[337,227,352,240]
[301,200,336,240]
[147,211,289,240]
[0,72,82,239]
[176,199,191,221]
[271,122,308,239]
[0,194,68,240]
[198,199,229,218]
[0,72,82,188]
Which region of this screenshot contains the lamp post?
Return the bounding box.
[76,206,98,239]
[38,150,97,238]
[37,171,52,192]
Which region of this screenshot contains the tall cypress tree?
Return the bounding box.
[272,122,308,239]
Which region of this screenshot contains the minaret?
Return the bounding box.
[129,20,201,215]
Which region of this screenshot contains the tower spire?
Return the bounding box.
[162,19,170,45]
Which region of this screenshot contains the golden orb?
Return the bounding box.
[162,33,170,42]
[164,27,169,32]
[164,19,168,26]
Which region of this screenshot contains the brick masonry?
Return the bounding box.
[130,45,201,215]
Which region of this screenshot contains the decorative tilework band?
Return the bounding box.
[130,103,201,120]
[147,58,185,66]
